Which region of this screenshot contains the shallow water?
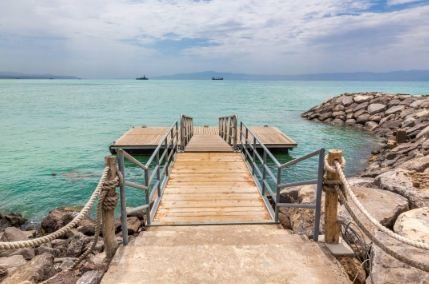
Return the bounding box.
[1,79,428,220]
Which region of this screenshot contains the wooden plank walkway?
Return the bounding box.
[153,152,272,225]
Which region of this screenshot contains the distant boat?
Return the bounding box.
[211,77,223,80]
[136,75,149,80]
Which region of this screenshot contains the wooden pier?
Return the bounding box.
[101,115,348,283]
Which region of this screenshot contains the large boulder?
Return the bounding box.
[0,255,27,274]
[2,253,55,284]
[40,208,77,234]
[354,95,372,103]
[0,227,35,260]
[375,168,429,208]
[370,231,429,283]
[368,103,387,115]
[385,105,405,115]
[0,213,27,230]
[394,207,429,244]
[344,186,409,228]
[279,184,323,238]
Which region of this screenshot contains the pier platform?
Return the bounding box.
[110,124,297,153]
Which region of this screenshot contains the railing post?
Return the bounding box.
[313,148,325,242]
[117,150,129,246]
[156,147,161,197]
[239,121,243,145]
[252,136,256,175]
[275,167,281,223]
[262,150,267,195]
[144,169,151,225]
[324,149,342,244]
[103,156,119,258]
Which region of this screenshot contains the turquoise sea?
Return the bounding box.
[1,80,428,220]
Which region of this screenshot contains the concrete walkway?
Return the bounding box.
[102,224,350,283]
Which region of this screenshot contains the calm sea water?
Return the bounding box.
[1,80,428,220]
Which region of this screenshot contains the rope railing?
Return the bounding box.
[0,167,115,250]
[323,150,429,272]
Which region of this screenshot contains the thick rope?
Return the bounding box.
[0,167,113,250]
[337,186,429,272]
[334,160,429,250]
[71,190,107,270]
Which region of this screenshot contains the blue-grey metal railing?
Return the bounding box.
[116,120,179,245]
[239,121,325,241]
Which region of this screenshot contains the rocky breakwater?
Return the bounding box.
[281,92,429,283]
[0,208,145,283]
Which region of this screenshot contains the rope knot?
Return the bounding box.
[102,193,118,210]
[324,155,346,173]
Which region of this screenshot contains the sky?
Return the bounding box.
[0,0,428,78]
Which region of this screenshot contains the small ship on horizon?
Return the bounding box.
[136,75,149,80]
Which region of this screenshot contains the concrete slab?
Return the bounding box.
[102,225,350,284]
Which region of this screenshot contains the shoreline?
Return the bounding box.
[294,92,429,282]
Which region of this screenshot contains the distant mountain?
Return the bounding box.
[0,72,79,79]
[154,70,429,81]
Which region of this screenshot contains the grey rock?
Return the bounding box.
[356,113,370,123]
[394,207,429,244]
[416,125,429,139]
[0,227,35,260]
[371,231,429,284]
[350,186,409,227]
[410,99,424,108]
[2,253,55,284]
[365,121,378,131]
[375,168,429,208]
[368,103,386,115]
[385,105,405,115]
[341,96,354,106]
[353,95,372,103]
[345,119,356,125]
[353,101,369,112]
[0,255,27,270]
[77,270,104,284]
[330,118,345,126]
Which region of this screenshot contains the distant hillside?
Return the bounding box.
[154,70,429,81]
[0,72,79,79]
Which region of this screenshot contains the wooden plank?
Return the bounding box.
[153,152,272,224]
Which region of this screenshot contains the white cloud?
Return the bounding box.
[0,0,428,77]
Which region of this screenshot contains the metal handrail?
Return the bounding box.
[180,114,193,150]
[116,120,180,245]
[219,114,238,149]
[239,121,325,241]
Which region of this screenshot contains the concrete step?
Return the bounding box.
[102,225,349,284]
[135,225,306,247]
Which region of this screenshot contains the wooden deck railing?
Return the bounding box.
[180,114,193,149]
[219,115,238,149]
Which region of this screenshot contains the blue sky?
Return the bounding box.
[0,0,428,78]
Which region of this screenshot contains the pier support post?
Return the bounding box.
[324,149,342,244]
[103,156,119,258]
